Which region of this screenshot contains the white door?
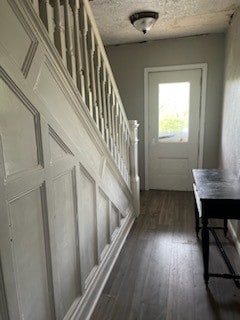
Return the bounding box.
[148,68,202,191]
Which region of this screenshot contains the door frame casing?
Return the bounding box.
[144,63,208,190]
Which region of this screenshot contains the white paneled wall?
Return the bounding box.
[0,0,138,319]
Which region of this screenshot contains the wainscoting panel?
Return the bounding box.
[103,162,131,216]
[97,188,110,261]
[110,204,120,240]
[51,169,81,319]
[0,1,136,319]
[0,0,38,77]
[79,165,98,289]
[49,126,74,164]
[0,76,42,178]
[34,58,104,178]
[7,186,53,320]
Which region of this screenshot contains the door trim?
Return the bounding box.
[144,64,208,190]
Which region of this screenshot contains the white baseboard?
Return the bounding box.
[228,220,240,256]
[69,212,135,320]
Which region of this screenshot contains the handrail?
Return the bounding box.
[30,0,131,185]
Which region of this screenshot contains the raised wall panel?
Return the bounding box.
[0,1,38,76]
[79,166,98,287]
[97,189,110,260]
[110,204,120,240]
[104,163,129,215]
[35,60,104,176]
[52,169,80,318]
[8,187,52,320]
[49,127,73,164]
[0,77,42,177]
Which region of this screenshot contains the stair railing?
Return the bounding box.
[30,0,133,187]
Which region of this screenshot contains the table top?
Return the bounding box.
[193,169,240,200]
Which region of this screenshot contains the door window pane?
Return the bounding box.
[158,82,190,143]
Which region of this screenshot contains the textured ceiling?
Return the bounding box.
[90,0,240,45]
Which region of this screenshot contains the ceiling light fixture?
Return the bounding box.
[130,11,159,34]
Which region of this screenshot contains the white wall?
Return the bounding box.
[106,34,225,188]
[220,9,240,241]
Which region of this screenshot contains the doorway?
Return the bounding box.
[144,64,207,191]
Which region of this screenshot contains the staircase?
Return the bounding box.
[0,0,139,319]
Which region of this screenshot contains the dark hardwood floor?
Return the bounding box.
[90,190,240,320]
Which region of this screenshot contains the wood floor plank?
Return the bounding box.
[90,191,240,320]
[166,242,195,320]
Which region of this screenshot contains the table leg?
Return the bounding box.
[194,198,200,237]
[224,219,228,236]
[201,217,209,285]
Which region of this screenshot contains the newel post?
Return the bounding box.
[129,120,140,217]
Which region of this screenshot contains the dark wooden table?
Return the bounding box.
[193,169,240,287]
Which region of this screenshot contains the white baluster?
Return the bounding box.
[115,102,120,165]
[96,47,105,138]
[39,0,54,42]
[126,132,131,179]
[80,4,93,116]
[119,114,124,173]
[111,93,117,159]
[88,26,98,126]
[101,65,108,143]
[72,0,86,102]
[53,0,67,66]
[107,78,113,153]
[64,0,76,83]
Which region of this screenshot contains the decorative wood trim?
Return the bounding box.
[36,56,106,162]
[84,265,99,290]
[79,163,96,188]
[49,125,74,157]
[5,167,45,201]
[144,63,208,190]
[98,187,111,260]
[0,3,138,319]
[22,40,39,78]
[71,166,82,293]
[79,164,98,289]
[69,211,135,320]
[40,182,56,320]
[112,203,121,228]
[0,67,44,178]
[99,244,110,262]
[98,187,110,243]
[110,203,120,241]
[39,117,64,319]
[31,0,40,16]
[16,0,132,196]
[95,182,100,264]
[7,184,55,319]
[51,167,82,308]
[6,0,38,78]
[108,199,112,244]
